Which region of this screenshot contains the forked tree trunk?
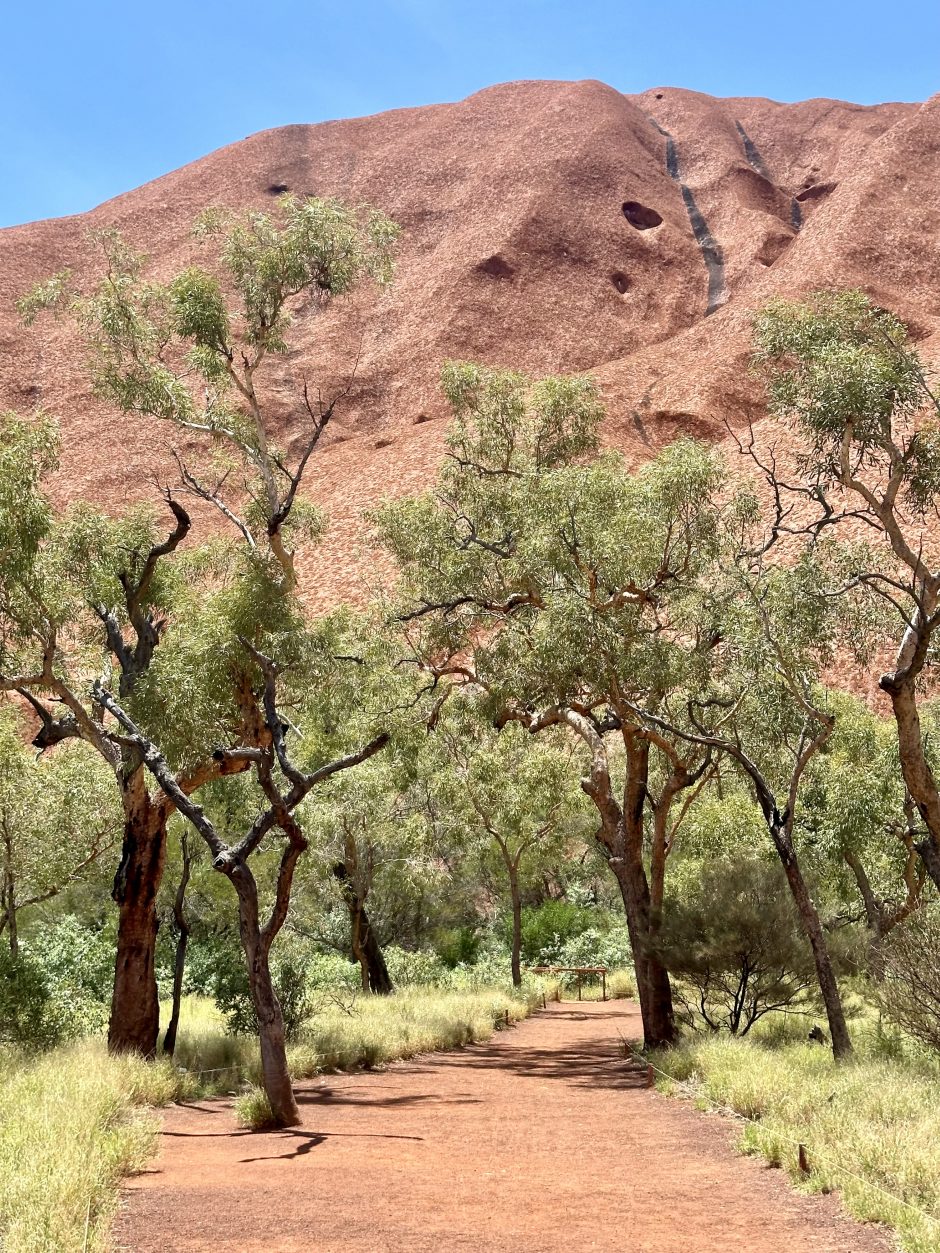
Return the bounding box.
[162,832,193,1059]
[360,918,393,995]
[610,854,676,1049]
[569,714,676,1049]
[618,736,676,1049]
[333,861,393,995]
[109,771,166,1057]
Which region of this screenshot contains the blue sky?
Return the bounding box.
[2,0,937,227]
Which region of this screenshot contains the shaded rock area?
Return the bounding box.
[0,80,937,611]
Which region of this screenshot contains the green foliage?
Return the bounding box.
[27,916,115,1014]
[435,926,482,968]
[656,859,817,1034]
[0,412,59,655]
[514,899,600,963]
[754,291,940,511]
[879,907,940,1053]
[202,933,312,1041]
[0,707,120,956]
[551,927,633,971]
[0,948,61,1048]
[383,946,451,987]
[235,1085,275,1130]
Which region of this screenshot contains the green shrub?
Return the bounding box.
[514,900,598,963]
[384,946,450,986]
[555,927,632,972]
[879,906,940,1053]
[434,926,482,968]
[208,935,313,1040]
[235,1086,275,1130]
[656,858,816,1035]
[0,949,59,1048]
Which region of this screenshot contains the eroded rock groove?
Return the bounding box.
[647,116,727,315]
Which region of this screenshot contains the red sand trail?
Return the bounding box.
[115,1000,891,1252]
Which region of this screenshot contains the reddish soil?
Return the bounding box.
[115,1001,892,1252]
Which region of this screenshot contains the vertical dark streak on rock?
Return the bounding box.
[735,119,803,231]
[647,115,727,315]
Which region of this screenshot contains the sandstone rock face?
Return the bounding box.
[1,80,936,607]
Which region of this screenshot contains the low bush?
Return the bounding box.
[513,899,600,963]
[656,858,816,1035]
[879,906,940,1054]
[0,944,106,1048]
[235,1086,275,1131]
[203,934,314,1040]
[384,946,451,987]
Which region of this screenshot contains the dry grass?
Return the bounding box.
[650,1015,940,1253]
[0,986,544,1247]
[0,1044,173,1253]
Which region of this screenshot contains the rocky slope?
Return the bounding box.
[1,80,936,606]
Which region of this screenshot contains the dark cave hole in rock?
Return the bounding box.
[610,271,630,294]
[655,92,664,99]
[267,183,290,196]
[476,254,515,279]
[622,201,663,230]
[795,181,837,203]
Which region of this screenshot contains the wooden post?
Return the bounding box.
[602,969,607,1002]
[577,972,582,1001]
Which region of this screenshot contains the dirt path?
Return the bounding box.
[115,1001,892,1252]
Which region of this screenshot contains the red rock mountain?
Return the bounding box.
[1,80,938,606]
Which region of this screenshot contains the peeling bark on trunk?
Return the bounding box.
[333,861,393,995]
[109,769,166,1057]
[162,832,193,1059]
[610,849,676,1049]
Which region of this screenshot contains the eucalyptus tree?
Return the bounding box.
[378,363,731,1047]
[299,750,434,995]
[753,291,940,890]
[6,196,398,1054]
[803,692,929,954]
[93,609,394,1126]
[638,554,857,1058]
[0,705,120,957]
[428,695,589,987]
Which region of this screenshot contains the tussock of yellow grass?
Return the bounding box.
[0,1044,167,1253]
[651,1024,940,1253]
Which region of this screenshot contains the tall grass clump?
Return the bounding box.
[286,986,532,1077]
[649,1020,940,1253]
[0,1042,175,1253]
